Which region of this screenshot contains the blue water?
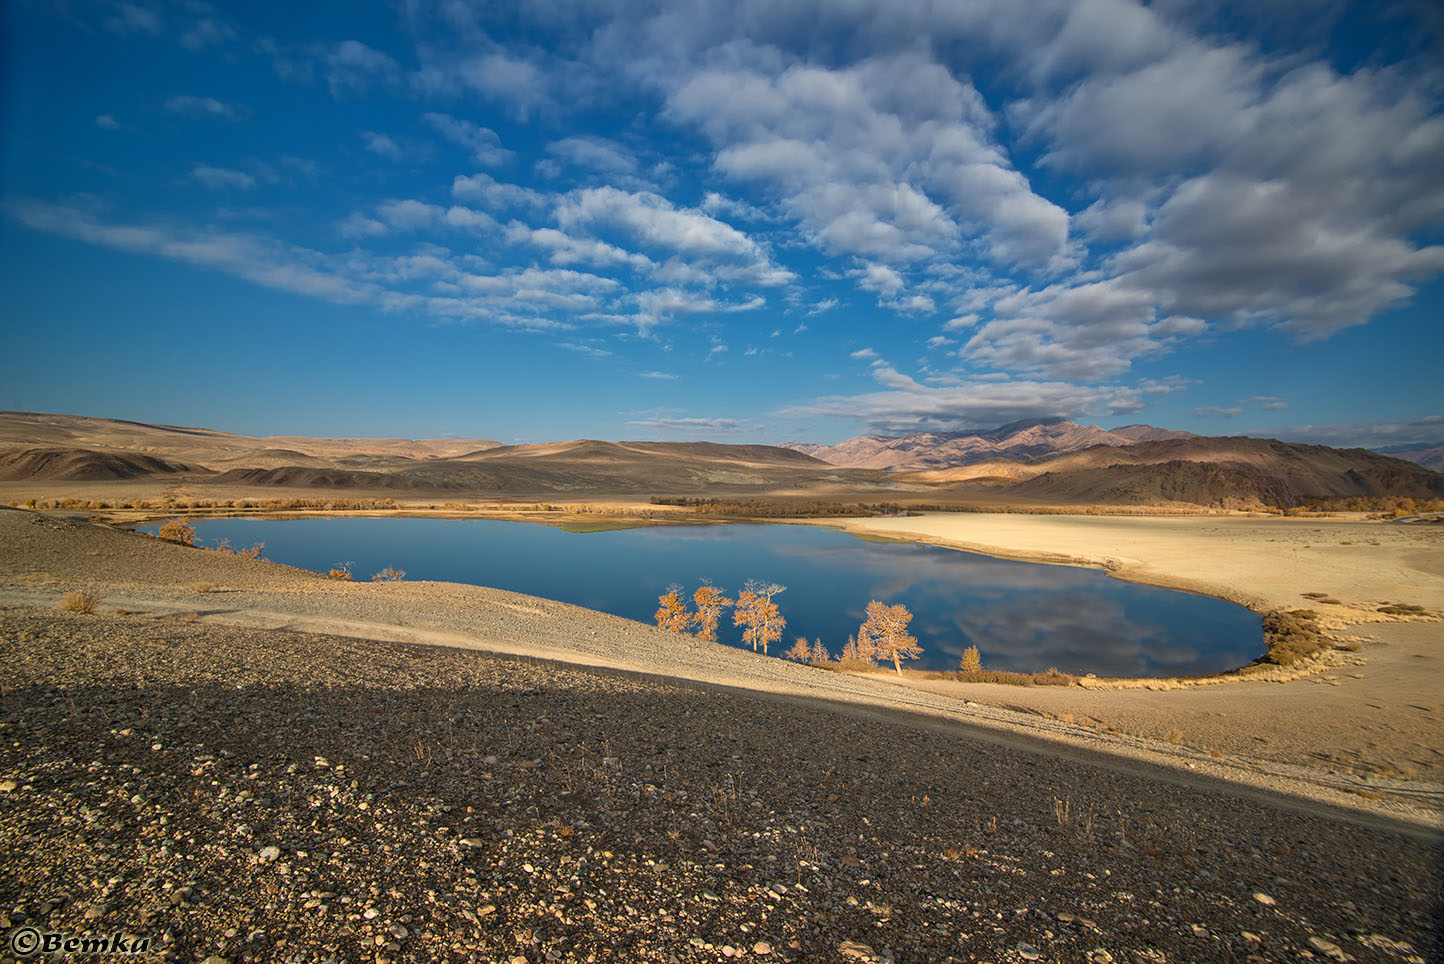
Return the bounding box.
[148,517,1262,677]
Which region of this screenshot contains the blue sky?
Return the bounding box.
[2,0,1442,447]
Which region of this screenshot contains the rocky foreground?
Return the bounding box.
[0,607,1438,964]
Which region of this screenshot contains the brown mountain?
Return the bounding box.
[905,437,1444,507]
[0,446,204,482]
[215,439,840,495]
[785,418,1195,471]
[0,411,501,465]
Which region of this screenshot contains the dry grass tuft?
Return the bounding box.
[58,590,103,613]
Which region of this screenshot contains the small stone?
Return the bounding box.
[201,957,230,964]
[753,941,773,956]
[1017,943,1041,961]
[363,908,379,920]
[1253,892,1276,906]
[0,780,16,792]
[838,941,877,961]
[1090,951,1114,964]
[1192,924,1210,938]
[460,838,486,849]
[1307,936,1350,961]
[477,904,497,917]
[1056,912,1076,923]
[84,906,104,920]
[258,846,281,862]
[1242,932,1261,943]
[721,947,736,958]
[703,890,719,901]
[389,924,408,940]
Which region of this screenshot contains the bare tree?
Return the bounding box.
[859,600,923,675]
[654,584,692,633]
[733,579,786,655]
[691,582,733,641]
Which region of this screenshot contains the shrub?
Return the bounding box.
[327,562,355,581]
[156,519,196,546]
[58,590,102,613]
[236,543,265,561]
[372,567,406,582]
[1262,609,1324,665]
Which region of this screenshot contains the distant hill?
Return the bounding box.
[784,418,1196,471]
[215,439,838,495]
[0,411,502,465]
[1372,443,1444,473]
[0,446,203,482]
[904,436,1444,507]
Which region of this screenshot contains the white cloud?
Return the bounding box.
[626,415,754,435]
[180,17,236,51]
[164,95,239,119]
[423,113,513,167]
[556,186,793,286]
[546,136,639,175]
[667,52,1068,274]
[505,222,652,271]
[781,360,1155,434]
[1192,405,1244,418]
[557,340,613,358]
[638,370,680,380]
[360,131,402,160]
[191,165,255,190]
[451,174,546,209]
[105,3,161,35]
[1268,415,1444,449]
[324,40,400,97]
[850,348,877,359]
[95,114,120,131]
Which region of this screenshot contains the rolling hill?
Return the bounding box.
[785,418,1196,471]
[904,437,1444,507]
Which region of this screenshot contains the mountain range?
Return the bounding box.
[784,417,1197,471]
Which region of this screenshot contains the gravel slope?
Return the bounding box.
[1,608,1438,964]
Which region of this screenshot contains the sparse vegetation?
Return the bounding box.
[57,590,102,613]
[188,582,215,593]
[327,562,355,581]
[156,519,196,546]
[1378,603,1425,615]
[372,567,407,582]
[1262,609,1325,665]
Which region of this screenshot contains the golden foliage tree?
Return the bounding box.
[784,636,812,661]
[733,579,786,655]
[691,583,733,641]
[859,600,923,675]
[959,645,983,675]
[654,584,692,633]
[810,638,829,663]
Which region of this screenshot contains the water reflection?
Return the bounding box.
[155,517,1262,677]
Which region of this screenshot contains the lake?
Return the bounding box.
[150,517,1263,677]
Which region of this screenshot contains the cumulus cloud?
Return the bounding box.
[546,136,639,175]
[451,174,546,210]
[555,187,792,286]
[423,113,513,167]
